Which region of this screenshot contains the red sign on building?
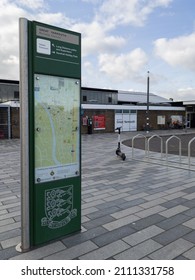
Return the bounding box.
[93,115,105,130]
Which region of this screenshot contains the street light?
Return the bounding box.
[146,70,150,133]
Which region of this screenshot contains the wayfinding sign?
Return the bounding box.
[19,18,81,250]
[34,74,80,183]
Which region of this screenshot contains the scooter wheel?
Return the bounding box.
[122,153,126,161]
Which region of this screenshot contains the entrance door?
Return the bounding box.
[0,107,8,139]
[187,113,195,128]
[191,113,195,128]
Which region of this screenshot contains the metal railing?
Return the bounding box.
[132,134,147,158]
[188,137,195,169]
[130,133,195,171]
[147,134,163,159]
[165,135,181,164]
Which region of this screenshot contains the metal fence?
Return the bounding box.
[131,133,195,171]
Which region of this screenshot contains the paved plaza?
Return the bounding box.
[1,130,195,259]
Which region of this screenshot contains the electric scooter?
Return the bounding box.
[115,127,126,161]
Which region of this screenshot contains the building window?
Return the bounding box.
[83,95,87,102]
[14,91,19,99]
[108,96,112,103]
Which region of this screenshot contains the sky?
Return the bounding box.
[1,0,195,101]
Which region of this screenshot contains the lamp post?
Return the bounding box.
[146,70,150,133]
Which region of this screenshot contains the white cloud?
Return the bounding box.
[99,48,148,82]
[97,0,173,28]
[177,87,195,101]
[15,0,45,10]
[154,33,195,71]
[0,0,28,79]
[0,0,74,79]
[73,21,126,57]
[81,0,99,3]
[35,12,73,28]
[2,55,19,65]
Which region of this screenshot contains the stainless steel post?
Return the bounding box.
[146,71,150,133]
[19,17,30,252]
[8,106,11,139]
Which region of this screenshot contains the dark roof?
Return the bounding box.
[0,79,19,85]
[118,90,171,104]
[82,86,117,93]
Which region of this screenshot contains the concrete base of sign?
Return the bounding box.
[16,242,30,253]
[15,242,22,252]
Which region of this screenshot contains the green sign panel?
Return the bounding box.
[23,20,81,247]
[33,23,81,77]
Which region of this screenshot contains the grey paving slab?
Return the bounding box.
[1,236,21,249]
[103,214,140,231]
[139,198,167,209]
[0,221,20,234]
[182,207,195,217]
[118,198,147,209]
[144,192,168,201]
[114,239,162,260]
[111,206,143,219]
[44,240,98,260]
[0,218,14,227]
[182,186,195,194]
[82,207,98,216]
[0,209,8,216]
[156,213,191,230]
[62,226,108,248]
[0,202,20,211]
[135,205,166,218]
[153,225,192,245]
[183,218,195,229]
[183,230,195,244]
[96,198,127,210]
[83,214,115,230]
[159,205,189,218]
[104,192,131,202]
[79,240,129,260]
[92,224,136,247]
[10,241,67,260]
[0,210,20,221]
[123,225,164,246]
[163,191,187,201]
[161,198,188,209]
[183,198,195,208]
[131,214,166,231]
[183,247,195,259]
[81,199,105,210]
[0,228,21,243]
[183,193,195,200]
[0,246,21,260]
[174,255,189,260]
[87,206,120,219]
[149,238,194,260]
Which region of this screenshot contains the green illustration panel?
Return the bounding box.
[33,178,81,245]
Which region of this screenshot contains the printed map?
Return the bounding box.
[34,74,80,183]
